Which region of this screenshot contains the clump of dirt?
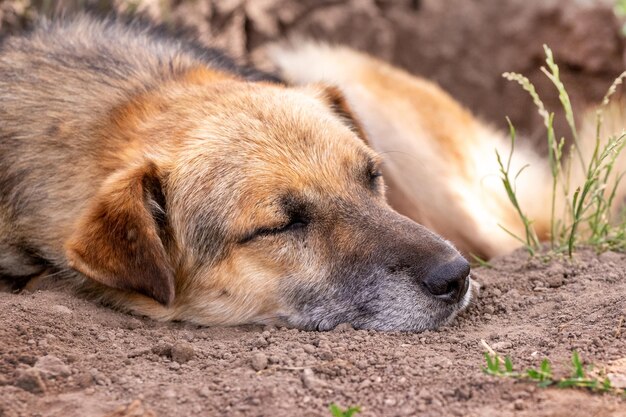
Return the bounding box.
[1,248,624,417]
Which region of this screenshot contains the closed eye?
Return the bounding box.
[370,170,383,182]
[366,158,383,190]
[369,168,383,190]
[240,216,308,244]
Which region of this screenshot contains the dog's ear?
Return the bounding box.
[65,161,175,305]
[310,84,369,143]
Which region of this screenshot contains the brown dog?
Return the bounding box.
[0,16,472,331]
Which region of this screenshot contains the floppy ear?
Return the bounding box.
[311,84,369,143]
[65,162,175,305]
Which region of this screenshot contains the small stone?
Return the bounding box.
[544,275,564,288]
[268,355,281,364]
[492,341,513,351]
[302,344,316,354]
[125,318,143,330]
[198,386,210,398]
[75,372,94,388]
[171,342,195,363]
[169,362,181,371]
[514,399,525,410]
[50,305,72,315]
[14,368,46,394]
[34,355,71,378]
[251,353,268,371]
[253,337,269,348]
[151,343,172,357]
[301,368,322,389]
[319,350,334,361]
[90,369,109,386]
[164,389,176,399]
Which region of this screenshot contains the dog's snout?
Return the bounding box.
[422,257,470,303]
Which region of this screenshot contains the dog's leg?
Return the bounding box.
[0,212,50,291]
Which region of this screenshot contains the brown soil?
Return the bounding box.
[1,248,625,417]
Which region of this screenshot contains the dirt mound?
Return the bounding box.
[1,248,624,416]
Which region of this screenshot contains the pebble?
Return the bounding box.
[251,353,268,371]
[301,368,322,390]
[253,336,269,348]
[14,368,46,394]
[544,275,564,288]
[302,344,316,354]
[124,318,143,330]
[34,355,71,379]
[491,341,513,351]
[198,386,210,398]
[171,342,195,363]
[50,305,72,315]
[152,343,173,357]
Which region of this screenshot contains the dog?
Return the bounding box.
[267,42,626,260]
[0,16,473,332]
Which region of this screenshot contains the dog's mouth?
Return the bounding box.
[274,272,475,332]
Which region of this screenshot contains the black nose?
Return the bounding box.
[422,257,470,303]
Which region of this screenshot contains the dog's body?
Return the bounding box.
[0,16,472,331]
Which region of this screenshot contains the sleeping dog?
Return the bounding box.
[0,16,472,331]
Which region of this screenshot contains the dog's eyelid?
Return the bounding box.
[239,215,309,244]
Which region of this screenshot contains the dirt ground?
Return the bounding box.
[1,248,625,417]
[1,1,626,416]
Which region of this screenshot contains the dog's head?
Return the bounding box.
[65,77,472,331]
